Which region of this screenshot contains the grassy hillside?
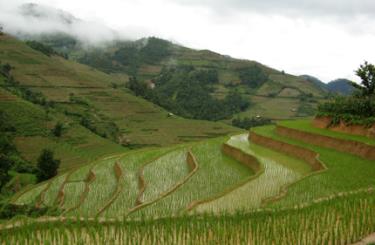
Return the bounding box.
[7,118,375,243]
[0,85,124,173]
[0,34,240,154]
[13,118,375,216]
[251,125,375,208]
[34,35,326,121]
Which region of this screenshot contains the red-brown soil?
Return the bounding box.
[249,132,325,171]
[276,125,375,161]
[314,116,375,138]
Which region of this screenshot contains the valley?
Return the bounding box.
[0,17,374,244]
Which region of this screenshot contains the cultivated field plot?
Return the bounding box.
[13,183,48,206]
[194,134,311,213]
[141,149,190,203]
[129,137,252,218]
[101,147,184,218]
[41,173,69,207]
[9,119,375,231]
[69,156,121,217]
[279,119,375,145]
[252,125,375,208]
[3,191,375,245]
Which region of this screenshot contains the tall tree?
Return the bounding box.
[351,61,375,97]
[36,149,60,182]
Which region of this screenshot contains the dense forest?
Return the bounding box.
[127,65,250,120]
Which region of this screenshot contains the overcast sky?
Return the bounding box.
[1,0,375,82]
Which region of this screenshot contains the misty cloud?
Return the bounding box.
[0,2,120,44]
[174,0,375,18]
[0,0,374,82]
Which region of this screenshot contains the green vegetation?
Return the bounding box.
[317,62,375,125]
[232,116,272,129]
[25,41,67,59]
[141,149,189,203]
[252,125,375,208]
[127,66,250,120]
[51,122,64,137]
[79,37,172,74]
[36,149,60,182]
[318,96,375,125]
[194,134,311,213]
[34,35,326,121]
[238,65,269,88]
[2,32,375,243]
[2,191,375,244]
[0,34,239,150]
[279,119,375,145]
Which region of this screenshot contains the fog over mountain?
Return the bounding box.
[0,3,121,44]
[0,0,375,82]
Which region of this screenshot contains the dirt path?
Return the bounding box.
[351,232,375,245]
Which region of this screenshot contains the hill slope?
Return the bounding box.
[301,75,354,95]
[27,33,327,120]
[0,34,240,167]
[326,79,354,95]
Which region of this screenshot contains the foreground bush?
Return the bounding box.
[317,97,375,126]
[1,190,374,244]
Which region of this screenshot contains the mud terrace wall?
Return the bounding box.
[276,125,375,161]
[314,116,375,138]
[186,145,264,211]
[221,143,261,172]
[249,132,325,171]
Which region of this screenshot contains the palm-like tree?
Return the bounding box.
[351,61,375,97]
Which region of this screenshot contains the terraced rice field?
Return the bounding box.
[42,173,68,207]
[252,125,375,208]
[194,134,311,213]
[13,183,48,206]
[141,149,190,203]
[279,119,375,145]
[129,137,252,218]
[5,118,375,245]
[60,182,86,211]
[101,147,179,218]
[69,157,121,217]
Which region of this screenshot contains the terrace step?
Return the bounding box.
[191,134,313,213]
[276,125,375,160]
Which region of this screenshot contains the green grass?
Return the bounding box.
[3,191,375,244]
[101,147,176,218]
[13,183,48,205]
[278,119,375,145]
[252,125,375,208]
[70,157,121,217]
[0,34,240,149]
[60,182,86,211]
[129,137,252,218]
[141,149,190,203]
[194,134,311,213]
[42,174,69,207]
[5,171,37,192]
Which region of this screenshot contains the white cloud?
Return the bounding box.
[0,0,374,82]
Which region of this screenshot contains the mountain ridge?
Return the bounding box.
[300,75,354,95]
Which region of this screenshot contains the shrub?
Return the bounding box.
[52,122,64,137]
[238,66,269,88]
[36,149,60,182]
[232,117,272,129]
[317,97,375,126]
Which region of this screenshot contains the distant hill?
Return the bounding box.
[0,34,240,171]
[28,34,327,120]
[299,75,327,91]
[326,79,354,95]
[3,3,329,123]
[300,75,354,95]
